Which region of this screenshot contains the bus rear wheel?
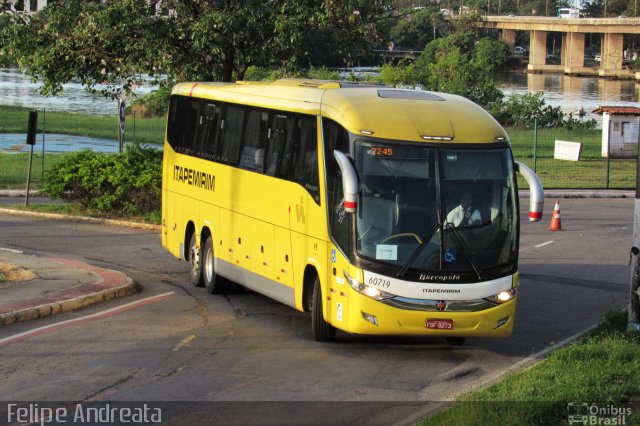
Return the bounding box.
[202,235,243,294]
[311,276,336,342]
[202,235,218,294]
[188,233,204,287]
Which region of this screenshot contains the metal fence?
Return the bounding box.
[0,108,638,190]
[509,121,639,190]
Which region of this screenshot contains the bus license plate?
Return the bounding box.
[426,319,453,330]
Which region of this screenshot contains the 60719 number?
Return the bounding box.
[368,277,391,288]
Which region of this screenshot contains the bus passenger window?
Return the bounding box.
[167,96,201,155]
[219,104,245,166]
[240,109,267,173]
[265,114,293,178]
[198,103,221,159]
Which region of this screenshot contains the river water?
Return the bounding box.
[0,68,155,115]
[0,67,638,126]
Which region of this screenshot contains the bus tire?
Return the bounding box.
[202,235,244,294]
[188,233,204,287]
[202,235,218,294]
[445,337,466,346]
[311,276,336,342]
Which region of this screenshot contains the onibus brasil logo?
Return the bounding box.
[567,402,632,425]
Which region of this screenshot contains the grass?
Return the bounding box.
[421,311,640,425]
[507,126,636,189]
[0,262,36,283]
[0,105,166,145]
[508,127,603,160]
[0,152,66,189]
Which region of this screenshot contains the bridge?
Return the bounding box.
[481,16,640,79]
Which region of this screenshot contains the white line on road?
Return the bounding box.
[0,292,175,346]
[0,247,24,254]
[534,241,555,248]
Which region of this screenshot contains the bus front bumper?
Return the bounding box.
[337,290,516,338]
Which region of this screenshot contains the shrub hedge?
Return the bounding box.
[42,143,162,216]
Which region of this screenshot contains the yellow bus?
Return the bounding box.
[162,79,544,343]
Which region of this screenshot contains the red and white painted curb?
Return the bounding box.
[0,258,138,326]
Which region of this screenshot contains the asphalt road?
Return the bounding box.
[0,198,633,425]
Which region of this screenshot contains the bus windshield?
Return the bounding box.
[354,140,517,278]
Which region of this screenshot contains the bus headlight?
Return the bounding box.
[344,270,394,301]
[484,288,516,304]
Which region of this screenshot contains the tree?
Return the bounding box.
[474,37,509,72]
[0,0,393,99]
[387,7,447,50]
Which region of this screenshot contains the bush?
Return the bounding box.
[129,84,172,118]
[42,144,162,216]
[306,66,340,80]
[491,92,596,129]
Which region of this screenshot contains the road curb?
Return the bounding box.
[0,259,140,327]
[519,190,634,199]
[0,207,161,231]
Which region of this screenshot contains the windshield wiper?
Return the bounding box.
[448,225,483,281]
[395,223,439,278]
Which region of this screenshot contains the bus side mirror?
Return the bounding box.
[515,161,544,222]
[334,150,359,214]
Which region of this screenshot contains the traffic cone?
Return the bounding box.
[549,200,562,231]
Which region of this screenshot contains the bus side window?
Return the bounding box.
[265,114,293,178]
[167,95,201,155]
[219,104,245,166]
[292,116,319,203]
[199,103,221,159]
[322,118,351,252]
[331,173,349,250]
[239,108,268,173]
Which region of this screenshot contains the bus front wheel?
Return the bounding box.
[311,277,336,342]
[188,233,204,287]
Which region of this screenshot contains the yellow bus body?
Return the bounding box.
[162,79,518,339]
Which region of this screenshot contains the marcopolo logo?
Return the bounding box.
[567,402,632,425]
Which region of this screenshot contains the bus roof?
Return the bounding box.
[172,79,507,144]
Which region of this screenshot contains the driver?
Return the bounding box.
[446,192,481,227]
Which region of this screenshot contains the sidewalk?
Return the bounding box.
[0,248,138,326]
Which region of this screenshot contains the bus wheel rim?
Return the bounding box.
[205,248,213,282]
[190,244,200,274]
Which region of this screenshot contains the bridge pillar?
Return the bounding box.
[562,32,585,73]
[527,30,548,71]
[599,33,624,77]
[502,29,516,52]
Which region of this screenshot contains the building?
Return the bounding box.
[593,106,640,158]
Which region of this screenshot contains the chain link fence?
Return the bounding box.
[510,120,639,190]
[0,108,638,190]
[0,107,165,189]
